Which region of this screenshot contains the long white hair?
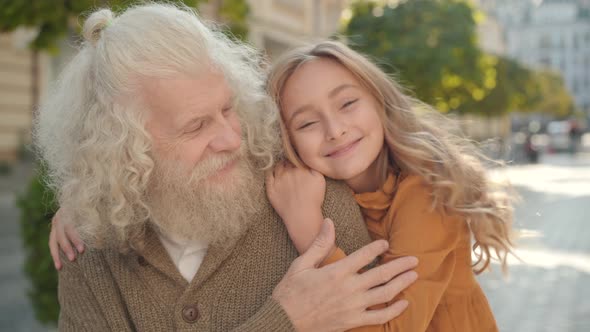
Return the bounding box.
[35,3,280,251]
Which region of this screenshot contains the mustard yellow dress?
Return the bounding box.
[324,171,499,332]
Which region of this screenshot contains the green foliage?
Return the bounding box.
[0,0,250,52]
[528,70,575,117]
[343,0,575,117]
[0,0,93,52]
[218,0,250,41]
[478,57,575,116]
[477,56,537,116]
[16,167,58,325]
[345,0,495,114]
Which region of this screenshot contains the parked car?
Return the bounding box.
[546,120,571,152]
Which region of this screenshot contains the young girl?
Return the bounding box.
[265,41,514,332]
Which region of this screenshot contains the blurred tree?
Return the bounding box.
[17,166,58,324]
[478,57,574,117]
[210,0,250,41]
[0,0,249,52]
[528,70,575,117]
[477,56,537,116]
[344,0,496,114]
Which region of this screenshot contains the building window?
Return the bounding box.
[539,35,552,49]
[560,35,566,49]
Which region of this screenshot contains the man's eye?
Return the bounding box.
[222,106,233,116]
[186,121,205,134]
[342,99,358,109]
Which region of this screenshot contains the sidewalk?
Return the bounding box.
[478,153,590,332]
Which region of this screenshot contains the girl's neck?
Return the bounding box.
[345,148,389,194]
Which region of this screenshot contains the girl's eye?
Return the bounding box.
[342,99,358,109]
[297,121,317,130]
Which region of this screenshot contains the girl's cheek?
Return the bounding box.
[293,139,315,165]
[295,140,312,159]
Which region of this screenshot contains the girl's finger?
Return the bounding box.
[49,223,62,270]
[65,223,84,253]
[56,222,76,261]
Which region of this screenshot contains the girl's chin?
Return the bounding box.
[323,169,365,182]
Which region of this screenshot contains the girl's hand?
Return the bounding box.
[266,161,326,254]
[49,208,85,270]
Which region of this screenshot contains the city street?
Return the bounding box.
[479,153,590,332]
[1,152,589,331]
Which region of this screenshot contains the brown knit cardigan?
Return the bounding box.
[57,180,372,331]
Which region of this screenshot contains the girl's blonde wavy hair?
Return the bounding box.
[35,3,280,251]
[267,41,515,273]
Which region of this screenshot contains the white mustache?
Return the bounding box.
[188,146,244,183]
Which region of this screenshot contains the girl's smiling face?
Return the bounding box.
[279,58,385,187]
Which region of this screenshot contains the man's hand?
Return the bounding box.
[272,219,418,332]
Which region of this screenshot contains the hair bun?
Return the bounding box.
[83,9,114,46]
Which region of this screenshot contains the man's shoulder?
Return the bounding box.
[325,178,354,197]
[321,179,372,253]
[322,178,358,215]
[59,247,124,274]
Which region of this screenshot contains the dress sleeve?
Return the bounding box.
[335,176,463,332]
[320,247,348,267]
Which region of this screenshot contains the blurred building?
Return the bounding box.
[481,0,590,117]
[0,0,346,163]
[477,11,507,55]
[246,0,346,60]
[0,30,52,162]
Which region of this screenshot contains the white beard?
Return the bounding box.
[146,147,264,245]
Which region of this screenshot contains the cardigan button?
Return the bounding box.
[182,305,199,323]
[137,256,148,266]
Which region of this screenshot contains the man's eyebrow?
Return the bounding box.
[225,94,237,107]
[177,93,236,133]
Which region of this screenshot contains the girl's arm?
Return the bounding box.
[320,175,463,332]
[266,161,327,254]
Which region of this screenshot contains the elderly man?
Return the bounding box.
[37,4,417,331]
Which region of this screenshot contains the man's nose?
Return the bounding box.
[208,118,241,153]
